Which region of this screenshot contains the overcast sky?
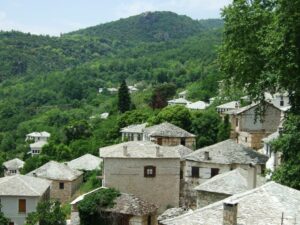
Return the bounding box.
[0,0,232,36]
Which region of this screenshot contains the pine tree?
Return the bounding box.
[118,80,131,113]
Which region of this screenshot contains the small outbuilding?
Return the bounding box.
[3,158,25,176]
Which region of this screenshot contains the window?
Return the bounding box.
[211,168,220,177]
[147,215,152,225]
[157,138,162,145]
[19,199,26,213]
[235,118,239,127]
[9,222,14,225]
[245,137,248,143]
[191,167,199,178]
[144,166,156,178]
[137,134,142,141]
[180,138,186,146]
[59,182,64,189]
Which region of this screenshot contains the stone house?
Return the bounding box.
[27,161,83,203]
[160,182,300,225]
[168,98,191,106]
[67,153,102,172]
[25,131,50,143]
[100,141,192,213]
[226,102,282,149]
[143,122,196,150]
[29,140,48,156]
[194,167,266,208]
[70,187,158,225]
[178,90,187,99]
[0,175,51,225]
[216,101,240,115]
[121,123,147,141]
[182,139,268,208]
[3,158,24,176]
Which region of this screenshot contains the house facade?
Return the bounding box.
[143,122,196,150]
[100,141,191,213]
[226,102,282,149]
[27,161,83,203]
[3,158,24,176]
[29,140,48,156]
[181,139,268,208]
[216,101,240,115]
[120,123,147,141]
[262,131,282,177]
[0,175,51,225]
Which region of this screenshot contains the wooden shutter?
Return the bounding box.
[19,199,26,213]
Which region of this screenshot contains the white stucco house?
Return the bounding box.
[3,158,25,176]
[178,91,187,99]
[262,131,282,177]
[0,175,51,225]
[216,101,240,115]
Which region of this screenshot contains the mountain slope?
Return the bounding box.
[67,11,222,42]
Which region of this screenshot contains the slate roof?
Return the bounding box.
[27,161,83,181]
[216,101,239,109]
[100,141,191,159]
[120,123,147,133]
[168,98,191,105]
[26,131,50,138]
[30,140,48,148]
[144,122,196,138]
[67,154,102,171]
[0,174,51,197]
[161,182,300,225]
[262,131,280,144]
[186,101,208,110]
[71,187,157,216]
[185,139,268,165]
[225,101,282,115]
[3,158,24,169]
[194,168,266,195]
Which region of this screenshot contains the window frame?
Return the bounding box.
[59,182,65,190]
[144,166,156,178]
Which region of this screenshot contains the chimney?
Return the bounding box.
[123,145,128,157]
[247,164,257,189]
[235,102,240,109]
[278,126,283,136]
[33,172,37,177]
[204,151,210,160]
[156,146,162,157]
[223,201,238,225]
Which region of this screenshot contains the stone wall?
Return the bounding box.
[197,191,230,208]
[50,175,83,203]
[103,158,180,213]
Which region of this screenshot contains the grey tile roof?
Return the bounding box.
[168,98,191,104]
[100,141,190,159]
[144,122,196,138]
[67,154,102,171]
[161,182,300,225]
[262,131,280,143]
[186,101,208,110]
[30,140,48,148]
[27,161,83,181]
[158,208,193,222]
[216,101,239,109]
[185,139,268,165]
[3,158,24,169]
[0,174,51,197]
[194,168,266,195]
[225,101,282,115]
[120,123,147,133]
[71,187,157,216]
[26,131,50,138]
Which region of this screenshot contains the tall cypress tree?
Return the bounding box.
[118,80,131,113]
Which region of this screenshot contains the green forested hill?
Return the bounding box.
[67,11,223,42]
[0,12,225,171]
